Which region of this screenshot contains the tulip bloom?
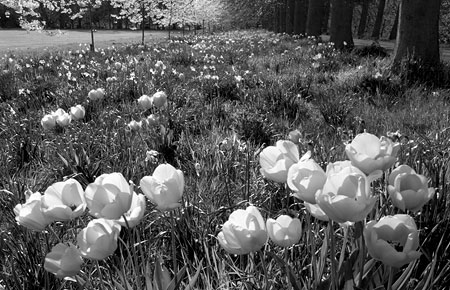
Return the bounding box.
[266,215,302,247]
[345,132,399,175]
[56,112,71,127]
[14,191,53,231]
[88,88,105,101]
[84,172,133,219]
[259,140,299,183]
[304,202,329,221]
[140,164,184,211]
[44,243,83,279]
[113,192,146,228]
[70,105,85,121]
[287,158,326,204]
[138,94,153,110]
[77,218,121,260]
[41,114,57,130]
[316,165,377,224]
[152,91,168,108]
[146,114,159,127]
[41,179,86,221]
[128,120,142,131]
[217,206,268,255]
[388,165,435,212]
[364,214,421,268]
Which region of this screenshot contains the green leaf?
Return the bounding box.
[153,257,171,290]
[183,259,203,290]
[165,265,187,290]
[267,251,302,290]
[145,261,153,290]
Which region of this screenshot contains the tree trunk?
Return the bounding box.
[286,0,295,34]
[330,0,354,49]
[294,0,308,35]
[357,0,370,38]
[371,0,386,39]
[279,0,287,33]
[322,0,331,34]
[393,0,441,68]
[389,4,399,40]
[306,0,324,36]
[275,5,280,33]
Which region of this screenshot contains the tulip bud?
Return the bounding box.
[345,132,399,175]
[84,172,133,219]
[70,105,85,121]
[77,218,121,260]
[44,243,83,279]
[140,163,184,211]
[217,206,268,255]
[152,91,167,108]
[138,94,153,110]
[41,179,86,221]
[364,214,421,268]
[14,191,53,231]
[387,165,435,212]
[259,140,299,183]
[41,114,57,130]
[288,129,302,144]
[266,215,302,247]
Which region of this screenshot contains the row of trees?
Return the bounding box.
[0,0,225,49]
[225,0,442,72]
[0,0,224,31]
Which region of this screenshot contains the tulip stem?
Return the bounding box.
[95,260,105,290]
[170,211,178,289]
[358,221,366,288]
[259,250,269,290]
[387,266,395,290]
[329,221,337,290]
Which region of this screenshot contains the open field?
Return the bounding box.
[1,30,450,289]
[0,29,185,53]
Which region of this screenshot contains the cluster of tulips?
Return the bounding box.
[128,91,168,131]
[217,132,434,268]
[40,105,86,130]
[13,163,184,279]
[40,87,107,131]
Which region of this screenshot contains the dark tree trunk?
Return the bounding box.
[371,0,386,39]
[357,0,370,38]
[322,0,331,34]
[329,0,354,49]
[293,0,308,35]
[275,5,280,33]
[306,0,324,36]
[393,0,441,68]
[279,0,287,32]
[389,4,399,40]
[286,0,295,34]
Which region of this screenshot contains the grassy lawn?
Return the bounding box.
[0,29,186,53]
[0,30,449,289]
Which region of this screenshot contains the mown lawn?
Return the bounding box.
[0,30,449,289]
